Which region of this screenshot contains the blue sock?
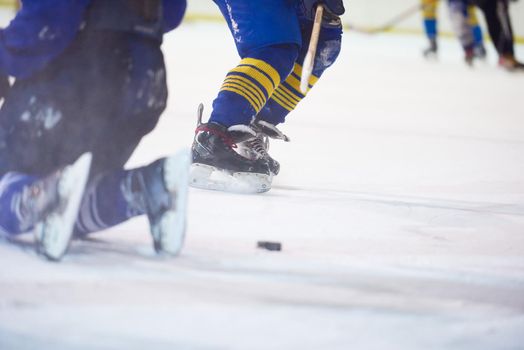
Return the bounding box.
[209,44,298,127]
[258,21,342,126]
[424,19,438,41]
[472,25,484,46]
[74,167,147,236]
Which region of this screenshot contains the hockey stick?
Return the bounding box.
[300,4,324,94]
[299,2,425,91]
[347,2,424,35]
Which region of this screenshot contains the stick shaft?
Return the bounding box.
[300,4,324,94]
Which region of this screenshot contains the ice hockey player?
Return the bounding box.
[0,0,190,261]
[421,0,486,61]
[448,0,524,70]
[190,0,344,194]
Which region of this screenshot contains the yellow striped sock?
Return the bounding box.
[268,63,318,112]
[219,57,281,113]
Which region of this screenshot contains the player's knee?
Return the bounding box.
[319,35,342,67]
[246,44,299,82]
[124,64,168,136]
[312,28,342,76]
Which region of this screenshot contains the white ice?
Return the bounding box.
[1,22,524,350]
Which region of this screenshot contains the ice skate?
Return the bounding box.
[473,44,487,60]
[422,39,438,59]
[131,149,191,256]
[235,119,290,176]
[32,153,92,261]
[499,55,524,72]
[190,104,272,194]
[464,48,475,67]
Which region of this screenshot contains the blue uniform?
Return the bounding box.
[0,0,187,237]
[0,0,185,79]
[209,0,343,127]
[0,0,90,79]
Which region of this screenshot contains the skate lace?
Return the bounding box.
[247,135,269,158]
[196,125,237,149]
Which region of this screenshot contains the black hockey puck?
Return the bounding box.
[257,241,282,251]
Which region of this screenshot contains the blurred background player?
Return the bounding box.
[422,0,486,60]
[190,0,344,193]
[0,0,190,261]
[449,0,524,69]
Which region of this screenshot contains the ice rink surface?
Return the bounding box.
[1,21,524,350]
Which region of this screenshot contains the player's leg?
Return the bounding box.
[422,0,439,57]
[244,8,342,175]
[0,41,99,259]
[448,0,477,64]
[74,150,190,255]
[256,11,343,127]
[472,0,523,70]
[70,33,189,254]
[191,0,301,192]
[467,5,487,59]
[191,1,343,190]
[73,2,189,254]
[71,36,167,235]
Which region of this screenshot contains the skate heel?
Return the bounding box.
[153,149,190,256]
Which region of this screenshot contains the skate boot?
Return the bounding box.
[190,105,272,193]
[499,55,524,72]
[423,39,438,59]
[29,153,92,261]
[473,44,487,60]
[235,119,290,176]
[127,149,190,255]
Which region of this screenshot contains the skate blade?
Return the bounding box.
[153,149,191,256]
[189,163,272,194]
[35,153,92,261]
[423,51,438,61]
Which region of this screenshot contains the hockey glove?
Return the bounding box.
[300,0,346,19]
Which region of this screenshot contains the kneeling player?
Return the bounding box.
[0,0,190,261]
[190,0,344,193]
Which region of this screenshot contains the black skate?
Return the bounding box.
[29,153,92,261]
[125,149,190,255]
[473,44,487,60]
[236,119,290,176]
[190,104,272,194]
[423,39,438,59]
